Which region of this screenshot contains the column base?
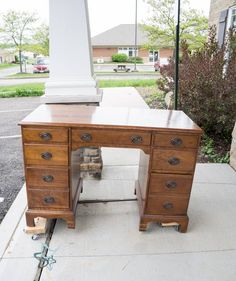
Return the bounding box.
[41,92,102,104]
[42,79,103,104]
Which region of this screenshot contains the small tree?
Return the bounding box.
[0,10,38,72]
[159,27,236,140]
[142,0,208,51]
[30,24,49,56]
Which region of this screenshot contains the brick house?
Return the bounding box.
[209,0,236,45]
[91,24,173,63]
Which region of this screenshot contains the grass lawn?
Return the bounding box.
[7,73,49,78]
[0,79,157,98]
[0,83,44,97]
[0,63,17,70]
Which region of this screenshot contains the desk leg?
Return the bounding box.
[139,218,148,231]
[25,211,35,227]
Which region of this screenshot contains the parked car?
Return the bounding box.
[33,57,49,73]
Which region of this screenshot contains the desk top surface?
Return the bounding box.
[20,104,202,133]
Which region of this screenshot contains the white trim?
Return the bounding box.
[0,135,21,139]
[0,186,27,258]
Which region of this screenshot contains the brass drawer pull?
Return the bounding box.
[80,133,92,142]
[41,152,53,160]
[42,175,54,182]
[168,157,180,165]
[170,138,182,146]
[166,181,177,189]
[131,135,143,144]
[44,196,55,204]
[163,202,173,209]
[39,132,52,141]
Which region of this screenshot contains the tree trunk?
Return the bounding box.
[19,49,23,73]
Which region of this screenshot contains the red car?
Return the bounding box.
[33,58,49,73]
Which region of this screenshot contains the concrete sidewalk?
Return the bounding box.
[0,87,236,281]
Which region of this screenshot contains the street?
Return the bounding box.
[0,97,41,222]
[0,63,159,86]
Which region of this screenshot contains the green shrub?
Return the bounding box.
[158,27,236,140]
[127,56,143,64]
[111,53,128,62]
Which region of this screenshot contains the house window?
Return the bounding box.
[118,47,138,57]
[149,50,159,62]
[227,6,236,29]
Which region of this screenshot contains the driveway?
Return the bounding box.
[0,66,20,78]
[0,97,40,222]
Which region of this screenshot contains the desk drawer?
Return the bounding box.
[72,129,151,146]
[22,127,68,144]
[24,144,68,166]
[152,149,196,173]
[26,167,69,189]
[28,189,69,209]
[146,195,189,215]
[149,173,193,195]
[153,133,199,149]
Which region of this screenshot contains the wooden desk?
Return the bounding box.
[19,105,202,232]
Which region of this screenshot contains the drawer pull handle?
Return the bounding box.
[42,175,54,183]
[163,202,173,209]
[41,152,52,160]
[168,157,180,165]
[80,133,92,142]
[131,135,143,144]
[171,138,182,146]
[166,181,177,189]
[44,196,55,204]
[39,132,52,141]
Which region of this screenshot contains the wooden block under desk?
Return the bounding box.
[24,217,47,234]
[24,144,69,166]
[22,127,68,144]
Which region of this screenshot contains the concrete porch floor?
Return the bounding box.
[0,88,236,281]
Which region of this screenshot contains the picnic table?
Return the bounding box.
[113,64,131,72]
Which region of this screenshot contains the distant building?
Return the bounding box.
[209,0,236,45]
[0,49,15,64]
[91,24,173,64]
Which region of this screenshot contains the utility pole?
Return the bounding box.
[134,0,138,72]
[174,0,181,110]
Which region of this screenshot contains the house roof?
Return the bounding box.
[91,24,148,47]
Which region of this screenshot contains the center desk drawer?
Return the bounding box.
[22,128,68,144]
[28,189,69,209]
[72,129,151,146]
[26,167,69,189]
[152,149,196,173]
[24,144,68,166]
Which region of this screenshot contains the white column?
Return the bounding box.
[41,0,102,103]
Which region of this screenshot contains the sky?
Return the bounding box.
[0,0,211,36]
